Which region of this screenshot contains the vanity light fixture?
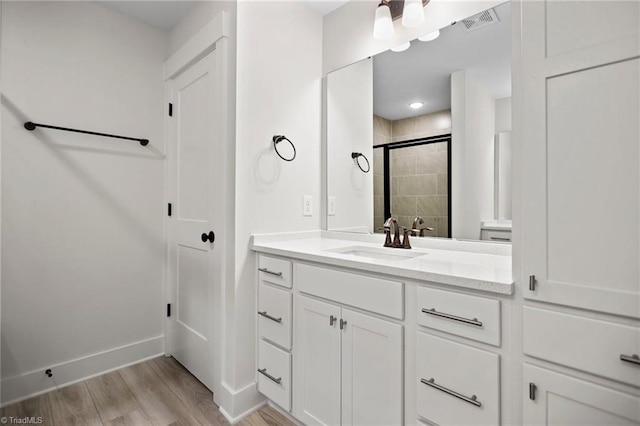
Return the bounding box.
[401,0,425,27]
[418,29,440,42]
[391,42,411,52]
[409,101,424,109]
[373,1,394,40]
[373,0,430,40]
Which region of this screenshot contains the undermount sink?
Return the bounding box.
[327,246,425,262]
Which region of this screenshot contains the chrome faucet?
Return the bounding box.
[383,217,411,249]
[411,216,434,237]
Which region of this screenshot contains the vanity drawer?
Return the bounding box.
[524,306,640,387]
[416,286,501,346]
[295,263,404,319]
[258,255,292,288]
[480,229,512,242]
[258,283,292,350]
[257,340,292,411]
[416,332,500,426]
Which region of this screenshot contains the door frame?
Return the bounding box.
[374,133,452,237]
[162,11,230,401]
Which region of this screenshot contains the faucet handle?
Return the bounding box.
[402,227,412,249]
[383,227,393,247]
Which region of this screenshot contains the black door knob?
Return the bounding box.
[201,231,215,243]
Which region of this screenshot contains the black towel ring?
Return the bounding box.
[273,135,296,161]
[351,152,370,173]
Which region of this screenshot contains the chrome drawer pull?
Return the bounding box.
[620,354,640,365]
[258,267,283,277]
[489,236,510,241]
[421,308,483,327]
[258,311,282,323]
[258,368,282,384]
[421,378,482,407]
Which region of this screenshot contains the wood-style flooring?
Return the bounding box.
[0,356,296,426]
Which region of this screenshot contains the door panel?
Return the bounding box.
[523,364,640,425]
[341,308,403,426]
[294,295,341,426]
[177,73,210,221]
[521,0,640,318]
[176,244,208,338]
[167,49,219,391]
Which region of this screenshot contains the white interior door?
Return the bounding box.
[167,49,221,391]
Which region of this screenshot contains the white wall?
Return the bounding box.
[1,2,167,403]
[451,70,496,240]
[326,58,373,232]
[229,0,323,418]
[495,97,512,219]
[496,96,512,132]
[169,1,237,57]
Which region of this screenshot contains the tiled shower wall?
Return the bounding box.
[373,110,452,238]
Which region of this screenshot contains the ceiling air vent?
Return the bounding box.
[460,8,499,32]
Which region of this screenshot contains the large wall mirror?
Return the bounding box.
[326,1,512,241]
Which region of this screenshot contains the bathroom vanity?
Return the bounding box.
[251,231,514,425]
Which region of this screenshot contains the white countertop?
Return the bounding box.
[481,220,513,231]
[251,231,514,295]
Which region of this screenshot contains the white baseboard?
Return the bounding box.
[218,381,265,424]
[1,335,164,406]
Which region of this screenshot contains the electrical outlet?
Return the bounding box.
[303,195,313,216]
[328,196,336,216]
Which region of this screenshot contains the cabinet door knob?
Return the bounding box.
[340,319,347,330]
[329,315,337,326]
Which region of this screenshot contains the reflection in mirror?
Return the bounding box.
[326,1,512,241]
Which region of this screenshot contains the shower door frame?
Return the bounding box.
[376,133,452,238]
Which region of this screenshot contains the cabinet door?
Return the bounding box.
[523,364,640,425]
[341,308,403,426]
[520,0,640,318]
[294,295,342,426]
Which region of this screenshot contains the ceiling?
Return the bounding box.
[96,0,347,31]
[373,1,512,121]
[95,1,195,31]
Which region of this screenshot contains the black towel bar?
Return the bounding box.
[24,121,149,146]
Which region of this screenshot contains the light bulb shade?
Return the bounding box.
[402,0,425,28]
[390,42,411,52]
[373,3,394,40]
[418,29,440,42]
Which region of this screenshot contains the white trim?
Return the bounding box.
[218,381,266,424]
[163,11,228,80]
[0,336,163,406]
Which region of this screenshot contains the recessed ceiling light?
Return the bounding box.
[418,29,440,42]
[390,42,411,52]
[409,101,424,109]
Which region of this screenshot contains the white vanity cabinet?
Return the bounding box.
[253,246,512,426]
[256,255,293,411]
[414,286,503,426]
[519,1,640,423]
[295,295,403,426]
